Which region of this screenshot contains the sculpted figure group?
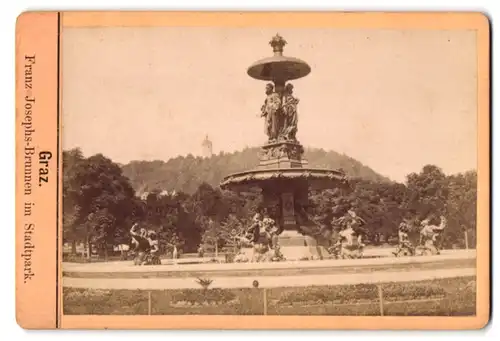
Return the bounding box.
[129,223,161,265]
[394,215,447,257]
[329,210,366,259]
[233,213,284,263]
[129,209,447,266]
[328,210,447,259]
[261,82,299,143]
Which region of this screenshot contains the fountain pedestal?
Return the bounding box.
[258,141,308,170]
[220,34,348,262]
[278,230,322,260]
[239,231,329,262]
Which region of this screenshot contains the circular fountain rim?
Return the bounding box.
[223,167,346,178]
[220,167,349,190]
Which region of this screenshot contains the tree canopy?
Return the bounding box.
[63,148,477,255]
[63,149,140,255]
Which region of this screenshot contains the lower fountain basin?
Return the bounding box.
[220,167,348,192]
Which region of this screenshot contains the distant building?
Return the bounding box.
[137,189,178,200]
[202,134,213,158]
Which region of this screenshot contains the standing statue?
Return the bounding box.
[261,83,282,142]
[418,216,446,255]
[280,83,299,141]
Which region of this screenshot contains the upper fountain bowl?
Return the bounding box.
[247,55,311,82]
[247,33,311,82]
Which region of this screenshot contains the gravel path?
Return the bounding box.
[63,267,476,290]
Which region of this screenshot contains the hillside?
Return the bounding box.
[121,147,391,194]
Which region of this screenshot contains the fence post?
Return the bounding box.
[464,229,469,250]
[148,291,152,315]
[377,285,384,316]
[263,288,268,315]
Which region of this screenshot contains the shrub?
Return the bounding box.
[195,278,213,289]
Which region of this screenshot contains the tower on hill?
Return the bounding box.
[202,134,213,158]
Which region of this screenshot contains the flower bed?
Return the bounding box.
[276,280,455,306]
[277,284,378,305]
[63,288,150,315]
[170,288,237,306]
[381,282,446,302]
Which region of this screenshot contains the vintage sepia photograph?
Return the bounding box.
[59,20,483,318]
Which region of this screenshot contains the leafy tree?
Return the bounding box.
[404,165,449,221]
[62,152,137,258]
[141,190,201,253]
[373,182,411,242]
[188,183,228,220]
[201,214,245,256]
[62,148,86,253]
[221,189,262,222]
[444,170,477,248]
[85,208,116,258]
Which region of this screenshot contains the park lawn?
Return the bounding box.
[63,276,476,316]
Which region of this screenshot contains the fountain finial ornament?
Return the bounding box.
[270,34,287,55]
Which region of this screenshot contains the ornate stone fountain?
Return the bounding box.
[220,34,349,260]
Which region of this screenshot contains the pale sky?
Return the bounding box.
[62,27,477,182]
